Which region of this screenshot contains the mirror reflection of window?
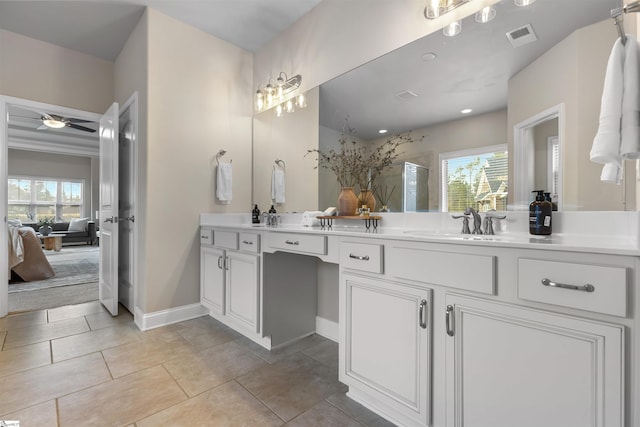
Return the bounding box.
[403,162,429,212]
[440,145,508,212]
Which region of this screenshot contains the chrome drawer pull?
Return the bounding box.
[349,254,370,261]
[445,305,455,336]
[217,256,223,269]
[541,278,595,293]
[201,235,209,239]
[419,300,428,329]
[242,240,253,245]
[285,240,299,245]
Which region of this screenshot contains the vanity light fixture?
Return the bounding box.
[255,72,306,115]
[443,20,462,37]
[514,0,536,6]
[475,6,496,23]
[424,0,470,20]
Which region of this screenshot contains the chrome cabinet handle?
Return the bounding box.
[242,240,253,245]
[217,256,223,269]
[445,305,455,336]
[541,278,595,293]
[349,254,370,261]
[419,299,428,329]
[201,235,210,240]
[285,240,299,245]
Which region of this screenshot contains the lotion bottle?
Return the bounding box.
[252,204,261,224]
[529,190,552,235]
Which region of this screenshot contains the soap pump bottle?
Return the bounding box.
[529,190,552,235]
[544,192,558,211]
[252,204,261,224]
[268,205,277,214]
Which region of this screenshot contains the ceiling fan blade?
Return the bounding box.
[66,122,96,133]
[66,117,94,124]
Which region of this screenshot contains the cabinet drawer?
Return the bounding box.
[239,232,260,253]
[340,242,383,274]
[388,246,495,294]
[213,230,238,250]
[518,258,627,317]
[200,228,213,245]
[268,233,326,255]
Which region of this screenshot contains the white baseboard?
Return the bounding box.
[315,316,338,342]
[134,303,208,331]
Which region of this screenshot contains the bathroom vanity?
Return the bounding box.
[200,212,639,427]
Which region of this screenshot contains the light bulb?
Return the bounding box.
[42,118,66,129]
[256,89,264,111]
[277,76,284,99]
[285,99,295,113]
[475,6,496,23]
[276,104,283,117]
[443,20,461,37]
[514,0,535,6]
[266,83,274,104]
[295,93,307,108]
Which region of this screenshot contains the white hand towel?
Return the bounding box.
[591,38,624,166]
[271,169,286,204]
[621,37,640,158]
[216,163,232,204]
[600,162,622,184]
[301,211,323,227]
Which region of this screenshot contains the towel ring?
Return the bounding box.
[275,159,286,170]
[216,150,231,165]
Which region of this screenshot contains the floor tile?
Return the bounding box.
[137,380,283,427]
[0,352,111,415]
[285,400,362,426]
[47,300,105,323]
[0,341,51,378]
[235,333,329,364]
[0,310,48,333]
[326,392,397,427]
[58,365,187,427]
[102,329,198,378]
[85,309,134,331]
[0,400,58,427]
[302,339,339,368]
[164,340,266,397]
[51,323,141,362]
[237,352,343,422]
[180,322,242,352]
[3,317,89,350]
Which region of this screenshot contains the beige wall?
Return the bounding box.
[0,29,114,114]
[8,148,96,219]
[533,118,558,192]
[142,9,253,312]
[508,19,628,211]
[253,86,319,213]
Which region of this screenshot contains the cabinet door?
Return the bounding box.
[445,294,624,427]
[340,273,431,427]
[200,246,225,315]
[226,251,260,333]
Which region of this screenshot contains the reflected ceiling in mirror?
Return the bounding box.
[319,0,615,140]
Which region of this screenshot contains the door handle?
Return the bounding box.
[124,215,135,223]
[419,299,428,329]
[104,216,117,223]
[445,305,455,336]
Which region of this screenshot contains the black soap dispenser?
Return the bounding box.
[268,205,277,214]
[544,192,558,211]
[529,190,552,235]
[252,204,261,224]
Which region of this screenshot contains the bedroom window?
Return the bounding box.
[8,177,84,223]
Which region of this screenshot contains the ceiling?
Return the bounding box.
[0,0,322,59]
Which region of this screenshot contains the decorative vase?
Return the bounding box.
[337,187,359,216]
[39,226,52,236]
[358,189,377,212]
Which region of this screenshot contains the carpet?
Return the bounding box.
[8,246,99,313]
[9,246,99,293]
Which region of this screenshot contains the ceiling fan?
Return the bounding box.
[37,113,97,133]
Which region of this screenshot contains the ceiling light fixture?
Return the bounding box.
[255,72,306,116]
[443,20,462,37]
[42,117,66,129]
[514,0,536,6]
[475,6,496,23]
[424,0,470,19]
[461,108,473,114]
[379,129,388,134]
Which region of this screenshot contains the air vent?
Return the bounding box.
[506,24,538,48]
[395,90,419,100]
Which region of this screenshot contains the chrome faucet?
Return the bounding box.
[483,211,507,235]
[451,213,471,234]
[464,207,483,234]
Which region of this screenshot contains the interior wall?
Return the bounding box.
[0,29,114,114]
[253,87,320,213]
[533,118,558,192]
[144,8,253,312]
[8,148,95,220]
[508,19,625,211]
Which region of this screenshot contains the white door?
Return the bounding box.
[118,106,135,313]
[445,294,624,427]
[99,102,119,316]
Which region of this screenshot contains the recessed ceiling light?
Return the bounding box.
[461,108,473,114]
[422,52,437,61]
[443,20,462,37]
[514,0,535,6]
[379,129,388,134]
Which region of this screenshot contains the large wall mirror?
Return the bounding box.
[313,0,631,212]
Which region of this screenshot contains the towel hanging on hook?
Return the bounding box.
[215,149,232,165]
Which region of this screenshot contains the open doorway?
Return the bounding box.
[1,95,137,316]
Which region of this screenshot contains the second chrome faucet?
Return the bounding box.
[452,208,506,235]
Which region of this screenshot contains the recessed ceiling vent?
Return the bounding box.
[506,24,538,48]
[396,90,419,100]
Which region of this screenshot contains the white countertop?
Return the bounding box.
[200,211,640,256]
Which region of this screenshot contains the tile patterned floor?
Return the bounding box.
[0,301,395,426]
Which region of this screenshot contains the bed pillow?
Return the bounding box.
[68,217,89,232]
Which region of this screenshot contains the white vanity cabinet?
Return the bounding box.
[200,228,260,334]
[444,294,624,427]
[340,272,432,427]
